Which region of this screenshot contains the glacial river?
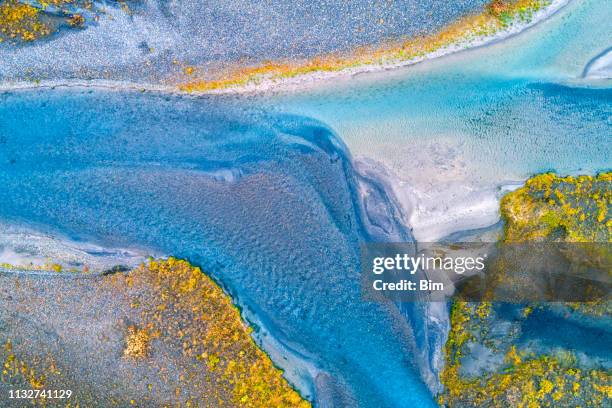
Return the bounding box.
[0,0,609,407]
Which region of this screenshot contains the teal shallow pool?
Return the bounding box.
[260,0,611,239]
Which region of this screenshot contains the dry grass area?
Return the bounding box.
[0,258,310,407]
[0,0,88,43]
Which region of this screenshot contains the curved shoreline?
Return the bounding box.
[0,219,318,402]
[0,257,312,406]
[0,0,569,96]
[0,253,319,404]
[176,0,570,94]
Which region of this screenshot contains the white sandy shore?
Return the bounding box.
[0,222,153,272]
[238,303,321,402]
[354,157,525,242]
[392,178,525,242]
[0,0,569,96]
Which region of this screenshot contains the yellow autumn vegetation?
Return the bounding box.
[439,302,612,407]
[0,0,88,43]
[439,173,611,406]
[123,325,151,359]
[179,0,552,92]
[1,340,46,390]
[0,0,50,41]
[501,173,611,242]
[111,257,310,407]
[0,258,310,407]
